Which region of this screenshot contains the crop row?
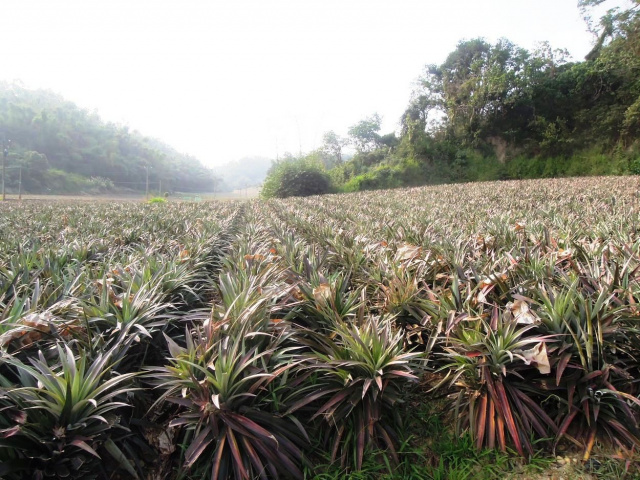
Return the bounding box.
[1,176,640,479]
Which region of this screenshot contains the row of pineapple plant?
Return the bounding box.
[268,178,640,459]
[148,202,425,478]
[0,201,244,478]
[1,175,640,478]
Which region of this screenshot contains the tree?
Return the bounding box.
[401,73,443,138]
[320,131,347,166]
[21,151,50,191]
[434,38,538,144]
[348,114,382,152]
[579,0,639,60]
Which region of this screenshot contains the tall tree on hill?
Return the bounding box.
[348,114,382,153]
[433,38,542,145]
[321,130,347,166]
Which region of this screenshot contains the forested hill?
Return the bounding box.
[344,0,640,189]
[262,1,640,198]
[0,83,218,194]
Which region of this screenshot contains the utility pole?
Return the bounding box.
[18,166,21,201]
[159,179,162,196]
[2,139,9,201]
[295,117,302,157]
[145,165,150,200]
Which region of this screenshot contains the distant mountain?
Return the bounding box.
[0,82,219,194]
[213,156,272,191]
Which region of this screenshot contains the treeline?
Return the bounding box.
[0,83,218,194]
[264,0,640,197]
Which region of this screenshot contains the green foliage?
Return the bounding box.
[348,114,383,153]
[148,196,167,204]
[321,131,347,167]
[0,345,138,479]
[42,169,116,194]
[0,82,219,193]
[324,2,640,193]
[261,155,332,198]
[342,160,426,192]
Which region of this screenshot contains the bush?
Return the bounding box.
[42,169,115,194]
[261,156,332,198]
[341,159,434,192]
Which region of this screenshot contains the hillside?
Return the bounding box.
[212,156,271,191]
[263,1,640,197]
[0,82,219,194]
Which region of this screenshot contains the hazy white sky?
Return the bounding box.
[0,1,623,167]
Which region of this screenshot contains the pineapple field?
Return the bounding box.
[2,176,640,479]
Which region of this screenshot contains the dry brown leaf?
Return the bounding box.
[508,299,538,325]
[0,312,56,347]
[521,342,551,374]
[395,243,422,262]
[313,283,331,303]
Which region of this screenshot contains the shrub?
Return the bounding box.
[261,156,332,198]
[42,169,115,194]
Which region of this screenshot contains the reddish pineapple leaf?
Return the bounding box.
[284,388,338,415]
[511,387,558,434]
[225,412,277,446]
[185,426,213,468]
[70,439,101,459]
[356,419,365,471]
[465,351,483,358]
[225,427,248,480]
[556,353,572,386]
[210,433,226,480]
[239,435,268,480]
[0,426,20,438]
[580,370,604,383]
[330,425,345,463]
[376,423,399,464]
[494,379,524,457]
[583,397,591,427]
[496,412,506,452]
[487,398,496,449]
[312,390,353,420]
[554,409,578,452]
[476,393,488,450]
[387,369,418,380]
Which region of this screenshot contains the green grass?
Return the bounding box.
[307,397,557,480]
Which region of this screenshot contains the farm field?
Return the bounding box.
[1,176,640,479]
[0,189,258,203]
